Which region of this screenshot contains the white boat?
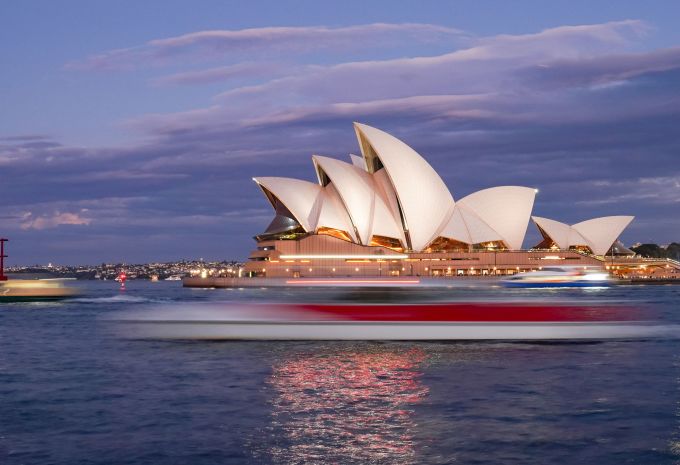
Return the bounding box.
[502,266,611,288]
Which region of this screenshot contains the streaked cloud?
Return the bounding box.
[67,23,467,71]
[151,62,287,86]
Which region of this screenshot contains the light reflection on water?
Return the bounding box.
[266,346,429,464]
[2,282,680,464]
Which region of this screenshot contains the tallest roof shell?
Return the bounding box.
[353,122,455,251]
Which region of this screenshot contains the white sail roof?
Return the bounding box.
[349,154,367,171]
[353,122,455,251]
[371,168,408,245]
[568,229,588,247]
[532,215,634,255]
[439,206,502,245]
[312,155,376,244]
[439,207,472,244]
[572,216,634,256]
[456,186,536,250]
[532,216,572,249]
[253,177,321,232]
[314,183,358,242]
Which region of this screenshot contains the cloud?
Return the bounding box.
[20,211,91,230]
[151,62,287,86]
[575,176,680,206]
[67,23,466,71]
[0,134,52,142]
[518,46,680,90]
[114,18,680,188]
[125,20,649,135]
[6,20,680,262]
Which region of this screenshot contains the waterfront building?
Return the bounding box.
[241,123,678,278]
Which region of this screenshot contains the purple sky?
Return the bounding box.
[2,1,680,265]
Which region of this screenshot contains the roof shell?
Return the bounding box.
[371,168,408,245]
[349,154,367,171]
[532,216,571,249]
[312,155,376,244]
[353,122,455,251]
[439,206,502,245]
[531,215,634,255]
[571,216,634,255]
[253,177,321,232]
[456,186,536,250]
[314,183,358,242]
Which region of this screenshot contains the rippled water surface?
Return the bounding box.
[1,281,679,464]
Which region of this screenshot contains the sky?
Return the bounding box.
[2,0,680,265]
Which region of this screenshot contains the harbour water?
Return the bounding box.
[1,281,679,464]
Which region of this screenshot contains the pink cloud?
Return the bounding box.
[20,211,91,230]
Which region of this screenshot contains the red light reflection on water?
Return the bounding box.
[267,347,429,464]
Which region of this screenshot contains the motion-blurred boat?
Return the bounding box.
[0,279,79,302]
[115,300,662,340]
[501,266,611,288]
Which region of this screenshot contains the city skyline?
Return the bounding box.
[2,1,680,265]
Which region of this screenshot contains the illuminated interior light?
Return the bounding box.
[285,279,420,285]
[279,254,408,260]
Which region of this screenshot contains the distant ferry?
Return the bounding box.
[0,279,79,302]
[502,266,611,288]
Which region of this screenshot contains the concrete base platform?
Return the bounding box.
[182,276,497,288]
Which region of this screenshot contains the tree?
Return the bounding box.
[666,243,680,260]
[631,243,665,258]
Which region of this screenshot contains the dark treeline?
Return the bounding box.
[631,243,680,260]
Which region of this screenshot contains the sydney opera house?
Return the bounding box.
[244,123,638,278]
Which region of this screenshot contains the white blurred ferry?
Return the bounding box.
[113,299,656,341]
[502,266,611,288]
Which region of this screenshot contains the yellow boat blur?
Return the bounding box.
[0,279,80,302]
